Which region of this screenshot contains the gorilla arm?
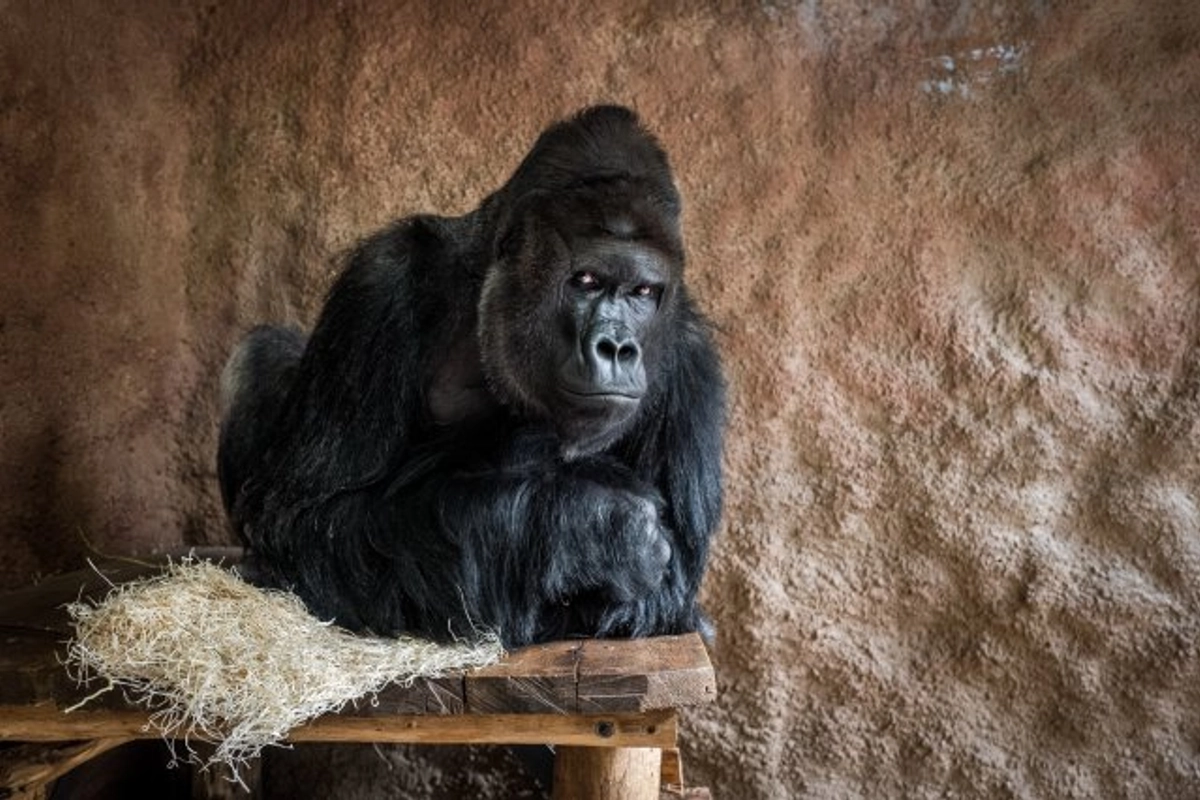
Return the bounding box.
[228,219,449,628]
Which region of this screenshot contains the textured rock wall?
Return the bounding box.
[3,1,1199,797]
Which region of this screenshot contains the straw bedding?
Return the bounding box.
[64,559,504,776]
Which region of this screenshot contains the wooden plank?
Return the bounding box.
[465,635,715,715]
[0,549,245,635]
[364,675,465,715]
[577,635,716,713]
[465,639,582,714]
[295,710,676,747]
[0,631,76,707]
[422,676,468,714]
[0,563,145,636]
[0,551,246,633]
[0,631,713,716]
[0,705,677,748]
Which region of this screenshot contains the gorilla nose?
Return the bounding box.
[593,333,641,367]
[584,327,643,388]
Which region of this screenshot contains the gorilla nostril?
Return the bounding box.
[617,342,640,363]
[596,338,619,362]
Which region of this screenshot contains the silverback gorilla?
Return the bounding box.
[217,106,725,648]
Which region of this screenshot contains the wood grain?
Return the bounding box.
[0,704,678,748]
[552,746,663,800]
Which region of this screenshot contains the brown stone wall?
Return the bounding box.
[3,1,1199,797]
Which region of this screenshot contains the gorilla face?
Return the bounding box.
[550,237,669,443]
[478,191,680,456]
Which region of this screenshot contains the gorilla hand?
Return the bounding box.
[540,482,674,605]
[605,491,673,601]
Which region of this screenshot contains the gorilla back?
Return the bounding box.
[218,106,725,648]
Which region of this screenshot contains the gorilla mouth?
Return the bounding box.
[559,388,643,407]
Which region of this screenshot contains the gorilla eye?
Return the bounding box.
[632,284,659,299]
[572,271,601,290]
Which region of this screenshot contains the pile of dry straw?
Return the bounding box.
[65,559,503,776]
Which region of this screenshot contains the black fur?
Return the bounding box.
[218,106,725,648]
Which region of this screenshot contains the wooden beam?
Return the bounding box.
[577,637,717,713]
[466,639,583,714]
[0,705,678,749]
[296,709,676,747]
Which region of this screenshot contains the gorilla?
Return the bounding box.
[218,105,725,649]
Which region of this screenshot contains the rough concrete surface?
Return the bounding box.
[2,1,1199,797]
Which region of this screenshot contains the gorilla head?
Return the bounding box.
[477,107,686,455]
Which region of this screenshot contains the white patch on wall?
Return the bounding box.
[920,42,1028,98]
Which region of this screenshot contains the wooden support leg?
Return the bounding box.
[660,747,683,789]
[0,738,130,799]
[552,746,661,800]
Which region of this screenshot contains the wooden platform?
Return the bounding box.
[0,554,715,799]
